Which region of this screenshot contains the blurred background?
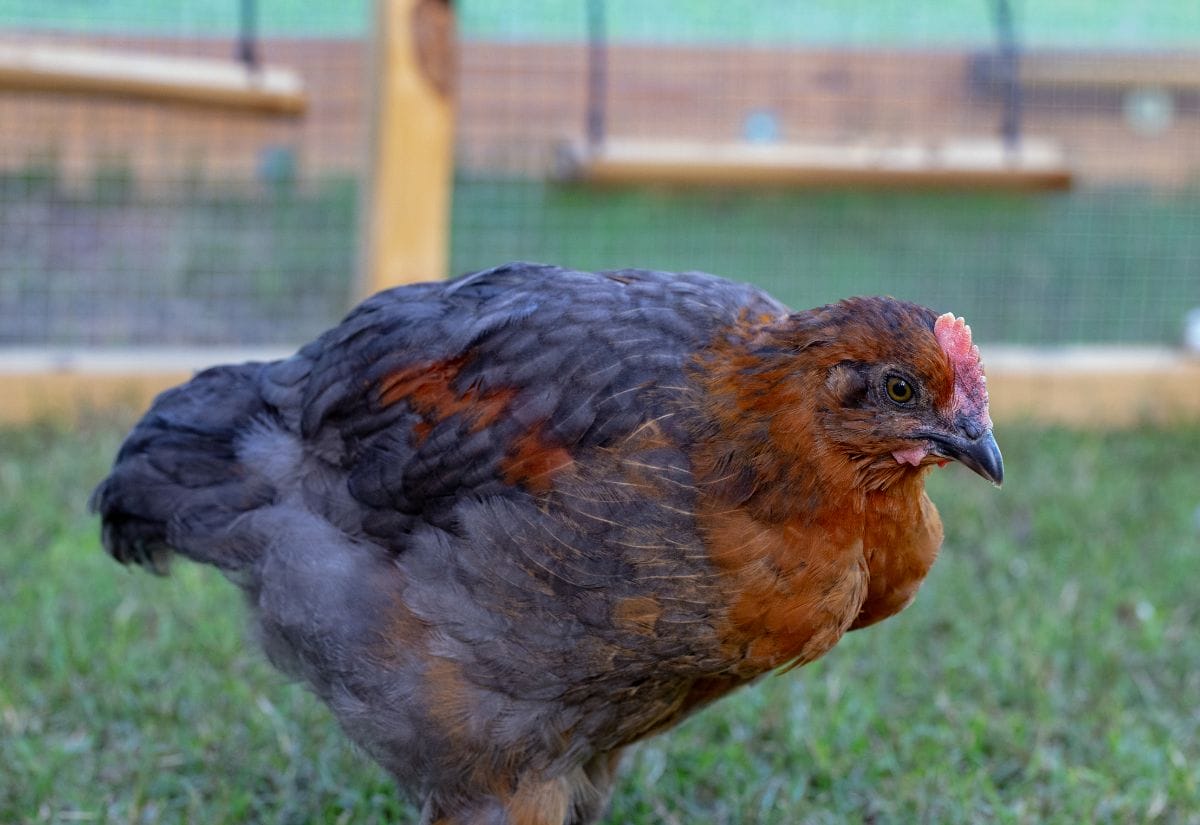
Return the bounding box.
[2,3,1199,823]
[0,0,1197,350]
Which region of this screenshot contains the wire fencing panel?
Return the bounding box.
[0,1,369,346]
[1,2,1198,348]
[452,1,1200,346]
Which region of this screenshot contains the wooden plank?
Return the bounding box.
[360,0,456,297]
[0,348,289,425]
[561,138,1073,191]
[985,347,1200,427]
[0,371,191,425]
[0,42,307,115]
[1020,51,1200,91]
[2,347,1198,428]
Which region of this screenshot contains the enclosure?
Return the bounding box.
[2,1,1199,822]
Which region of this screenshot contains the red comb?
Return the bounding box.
[935,313,991,428]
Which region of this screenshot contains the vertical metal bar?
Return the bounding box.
[993,0,1022,150]
[238,0,259,70]
[586,0,607,148]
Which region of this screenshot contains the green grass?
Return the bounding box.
[3,419,1199,823]
[1,0,1198,46]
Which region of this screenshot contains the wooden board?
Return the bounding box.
[2,346,1197,427]
[560,137,1073,191]
[1020,51,1200,91]
[0,348,288,424]
[984,347,1200,427]
[0,41,306,115]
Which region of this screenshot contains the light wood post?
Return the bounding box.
[360,0,456,298]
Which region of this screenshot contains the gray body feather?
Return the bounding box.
[92,263,787,822]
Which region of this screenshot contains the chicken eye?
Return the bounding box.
[886,376,914,403]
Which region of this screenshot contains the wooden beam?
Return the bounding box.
[2,347,1198,428]
[1020,51,1200,91]
[360,0,456,298]
[985,347,1200,427]
[560,138,1073,191]
[0,349,288,425]
[0,41,306,115]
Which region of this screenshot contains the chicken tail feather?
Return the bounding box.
[90,362,275,574]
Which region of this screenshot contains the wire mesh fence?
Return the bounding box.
[0,1,1198,348]
[450,0,1200,347]
[0,2,370,346]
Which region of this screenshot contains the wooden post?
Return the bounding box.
[360,0,456,298]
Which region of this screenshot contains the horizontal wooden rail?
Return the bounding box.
[559,138,1073,191]
[984,347,1200,427]
[1020,51,1200,91]
[0,42,307,115]
[0,349,289,424]
[1,346,1197,428]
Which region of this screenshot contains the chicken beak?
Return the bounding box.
[932,429,1004,487]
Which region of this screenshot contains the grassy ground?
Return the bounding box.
[1,0,1198,46]
[2,419,1198,823]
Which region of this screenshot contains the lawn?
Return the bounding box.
[2,419,1198,823]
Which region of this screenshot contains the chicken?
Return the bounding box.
[92,262,1002,824]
